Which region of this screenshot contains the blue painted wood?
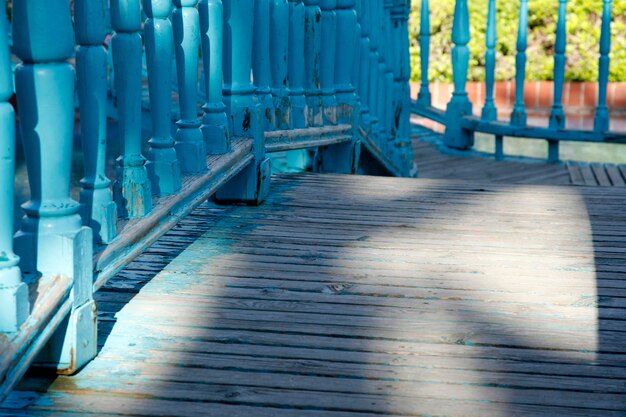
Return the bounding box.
[481,0,497,121]
[356,0,371,128]
[142,0,183,196]
[0,0,28,333]
[319,0,338,125]
[352,1,362,108]
[549,0,567,131]
[366,0,380,138]
[547,0,568,162]
[172,0,207,172]
[375,0,389,147]
[199,0,231,154]
[252,0,275,130]
[288,0,307,128]
[110,0,153,218]
[416,0,431,106]
[594,0,612,132]
[269,0,291,129]
[222,0,258,137]
[75,0,118,243]
[510,0,528,126]
[442,0,473,149]
[382,0,395,146]
[12,0,96,374]
[216,0,271,204]
[304,0,324,127]
[334,0,358,125]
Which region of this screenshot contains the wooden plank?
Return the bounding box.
[591,163,612,186]
[606,164,626,186]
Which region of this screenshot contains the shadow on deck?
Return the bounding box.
[1,170,626,416]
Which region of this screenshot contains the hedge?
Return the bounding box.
[409,0,626,83]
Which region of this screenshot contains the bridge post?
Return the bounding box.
[547,0,568,162]
[200,0,231,153]
[366,1,381,139]
[443,0,473,149]
[143,0,183,195]
[594,0,612,132]
[13,0,96,372]
[288,0,307,129]
[304,0,324,127]
[481,0,497,121]
[110,0,153,217]
[0,0,28,333]
[510,0,528,126]
[314,0,361,174]
[75,0,118,243]
[252,0,275,130]
[172,0,208,172]
[216,0,271,205]
[269,0,291,129]
[382,0,396,152]
[416,0,431,106]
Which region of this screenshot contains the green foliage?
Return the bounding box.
[410,0,626,83]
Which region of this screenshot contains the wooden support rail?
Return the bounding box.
[1,0,415,402]
[412,0,626,163]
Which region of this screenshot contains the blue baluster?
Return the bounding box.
[270,0,291,129]
[357,0,371,129]
[222,0,257,136]
[173,0,207,172]
[352,0,362,114]
[383,0,395,146]
[481,0,497,121]
[334,0,358,125]
[111,0,153,217]
[319,0,338,125]
[0,0,27,333]
[443,0,474,149]
[594,0,612,132]
[143,0,183,195]
[375,0,389,148]
[314,0,360,173]
[252,0,275,130]
[304,0,323,127]
[547,0,567,162]
[13,0,96,371]
[510,0,528,126]
[416,0,431,106]
[367,0,381,139]
[75,0,118,243]
[549,0,567,130]
[216,0,271,205]
[288,0,307,128]
[199,0,231,153]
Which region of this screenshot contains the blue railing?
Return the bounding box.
[412,0,626,162]
[0,0,414,400]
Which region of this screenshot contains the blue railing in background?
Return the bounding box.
[0,0,415,400]
[412,0,626,162]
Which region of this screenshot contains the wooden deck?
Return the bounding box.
[412,127,626,187]
[1,172,626,416]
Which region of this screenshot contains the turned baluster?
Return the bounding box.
[382,0,395,144]
[173,0,207,172]
[510,0,528,126]
[416,0,431,105]
[319,0,338,125]
[357,0,371,128]
[481,0,497,121]
[547,0,568,162]
[375,0,389,148]
[304,0,323,127]
[143,0,183,195]
[269,0,291,129]
[13,0,96,371]
[594,0,613,132]
[334,0,358,125]
[442,0,474,149]
[110,0,153,217]
[288,0,307,128]
[252,0,275,130]
[367,0,381,139]
[0,0,27,332]
[199,0,231,153]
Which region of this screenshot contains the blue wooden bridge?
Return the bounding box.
[1,0,626,415]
